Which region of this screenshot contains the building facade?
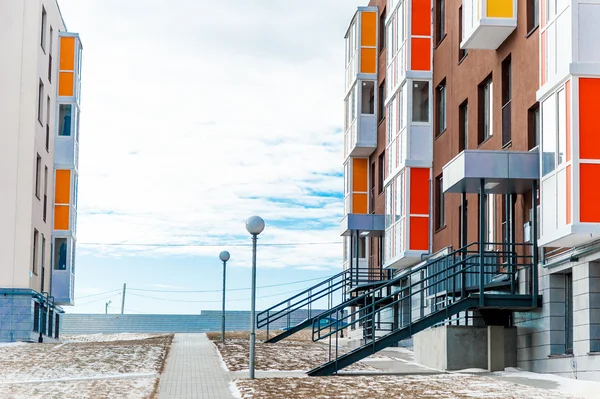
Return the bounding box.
[0,0,81,342]
[341,0,600,380]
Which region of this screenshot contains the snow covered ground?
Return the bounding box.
[212,331,600,399]
[0,333,172,399]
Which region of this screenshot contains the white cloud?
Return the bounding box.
[57,0,365,272]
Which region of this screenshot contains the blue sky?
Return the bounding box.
[57,0,364,314]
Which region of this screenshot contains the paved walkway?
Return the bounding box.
[158,333,234,399]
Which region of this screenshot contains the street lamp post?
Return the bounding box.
[105,300,112,315]
[219,250,231,343]
[245,215,265,380]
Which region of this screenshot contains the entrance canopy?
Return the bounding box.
[340,214,385,237]
[442,150,539,194]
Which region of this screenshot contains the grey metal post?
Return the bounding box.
[461,192,467,298]
[479,179,486,307]
[249,234,258,379]
[121,283,126,315]
[532,180,539,307]
[221,260,227,342]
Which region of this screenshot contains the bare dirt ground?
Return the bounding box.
[0,334,173,399]
[208,330,375,372]
[234,374,579,399]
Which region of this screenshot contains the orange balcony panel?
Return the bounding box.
[54,205,70,230]
[353,158,368,192]
[579,78,600,160]
[361,11,377,47]
[360,48,377,74]
[352,193,368,214]
[409,216,429,251]
[411,0,431,36]
[411,38,431,71]
[410,168,430,215]
[60,37,75,71]
[580,164,600,223]
[59,72,74,97]
[54,170,71,204]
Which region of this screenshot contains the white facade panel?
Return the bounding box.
[578,4,600,63]
[542,176,557,237]
[557,168,567,228]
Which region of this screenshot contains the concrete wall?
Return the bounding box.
[0,0,64,292]
[415,325,516,371]
[0,295,34,342]
[61,309,330,335]
[515,258,600,381]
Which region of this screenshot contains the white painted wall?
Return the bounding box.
[0,0,65,291]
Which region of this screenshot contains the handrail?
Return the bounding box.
[312,241,535,341]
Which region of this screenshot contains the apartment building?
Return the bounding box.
[0,0,81,342]
[337,0,600,380]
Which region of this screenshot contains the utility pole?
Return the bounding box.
[121,283,126,314]
[105,300,112,314]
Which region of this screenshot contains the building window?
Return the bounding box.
[436,80,447,136]
[40,7,47,51]
[378,152,385,194]
[46,96,51,151]
[487,194,496,248]
[54,238,68,270]
[38,80,44,125]
[379,9,386,53]
[458,5,467,60]
[361,81,375,115]
[43,166,48,222]
[33,229,39,274]
[542,94,556,176]
[436,0,446,44]
[378,80,386,122]
[565,273,573,354]
[459,100,468,152]
[412,81,430,123]
[435,175,445,230]
[48,26,53,82]
[58,104,72,136]
[478,76,493,144]
[527,0,540,33]
[35,154,42,199]
[502,56,512,146]
[528,103,540,150]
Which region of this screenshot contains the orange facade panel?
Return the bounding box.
[60,37,75,71]
[580,164,600,223]
[352,193,368,214]
[361,11,377,47]
[411,38,431,71]
[59,72,74,97]
[352,158,368,192]
[566,80,571,162]
[54,205,70,230]
[55,170,71,204]
[409,168,430,215]
[578,78,600,160]
[360,48,377,74]
[409,216,429,250]
[566,164,572,225]
[411,0,431,36]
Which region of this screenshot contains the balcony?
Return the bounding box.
[345,115,377,158]
[461,0,517,50]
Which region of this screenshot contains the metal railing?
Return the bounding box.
[257,266,388,340]
[312,241,536,342]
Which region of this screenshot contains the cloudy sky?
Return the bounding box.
[57,0,364,314]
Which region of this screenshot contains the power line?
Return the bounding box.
[74,289,122,300]
[127,288,305,303]
[78,241,341,248]
[128,275,334,293]
[76,292,122,307]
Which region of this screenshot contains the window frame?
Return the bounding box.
[458,5,467,61]
[32,229,39,275]
[436,80,447,136]
[436,0,446,45]
[35,154,42,200]
[40,7,47,52]
[527,0,540,35]
[38,80,44,126]
[459,100,468,152]
[478,76,493,144]
[435,175,446,230]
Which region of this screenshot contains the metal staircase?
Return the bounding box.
[257,267,389,343]
[307,242,542,376]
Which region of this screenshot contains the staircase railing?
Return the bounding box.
[257,266,388,340]
[312,241,535,342]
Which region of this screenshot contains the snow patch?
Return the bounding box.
[493,369,600,399]
[229,381,243,399]
[0,372,158,385]
[0,342,28,347]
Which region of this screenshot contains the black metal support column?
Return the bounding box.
[479,179,486,307]
[461,192,467,298]
[349,233,354,287]
[532,180,539,307]
[355,230,360,286]
[510,194,516,294]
